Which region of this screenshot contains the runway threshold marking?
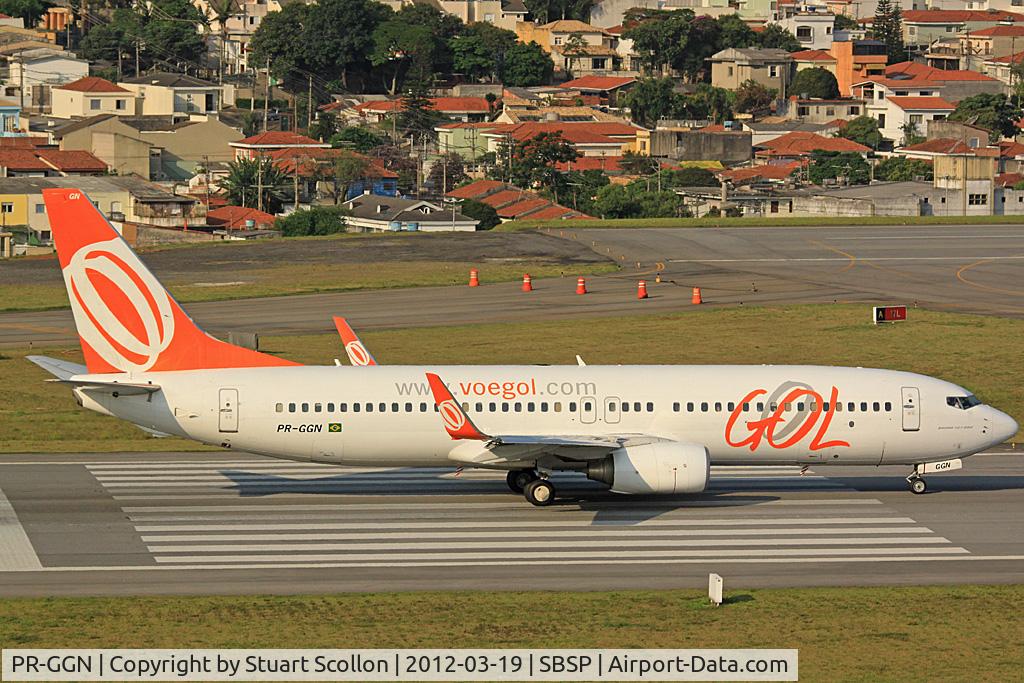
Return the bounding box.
[0,485,42,571]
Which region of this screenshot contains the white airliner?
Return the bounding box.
[29,189,1017,505]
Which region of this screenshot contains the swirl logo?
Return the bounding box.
[63,238,175,372]
[439,399,466,432]
[345,341,372,366]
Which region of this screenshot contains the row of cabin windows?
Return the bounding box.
[670,401,893,413]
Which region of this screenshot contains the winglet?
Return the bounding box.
[425,372,488,441]
[333,316,377,366]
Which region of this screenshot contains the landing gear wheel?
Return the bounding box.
[506,469,536,494]
[524,479,556,507]
[910,478,927,495]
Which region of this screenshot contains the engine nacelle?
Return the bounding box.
[587,441,710,494]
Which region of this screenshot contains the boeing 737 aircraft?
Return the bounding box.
[30,189,1017,505]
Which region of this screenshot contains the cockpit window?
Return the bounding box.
[947,395,982,410]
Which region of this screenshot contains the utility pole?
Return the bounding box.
[293,153,300,211]
[257,157,264,212]
[263,57,270,133]
[17,50,24,112]
[306,75,313,132]
[203,154,211,209]
[135,39,140,77]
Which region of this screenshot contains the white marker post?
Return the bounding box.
[709,573,724,606]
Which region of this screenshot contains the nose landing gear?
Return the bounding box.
[907,475,927,494]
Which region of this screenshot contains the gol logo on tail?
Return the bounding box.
[345,341,373,366]
[725,386,850,452]
[439,399,466,432]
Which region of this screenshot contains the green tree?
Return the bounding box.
[0,0,52,27]
[622,77,686,127]
[665,166,718,187]
[561,169,609,214]
[734,79,775,116]
[834,13,860,31]
[755,24,800,51]
[807,151,871,185]
[561,32,589,77]
[619,150,660,176]
[623,9,694,75]
[593,183,684,218]
[875,157,933,181]
[873,0,907,64]
[501,41,553,86]
[221,157,290,214]
[900,120,924,146]
[79,8,142,65]
[450,23,518,83]
[717,14,758,49]
[792,67,840,99]
[142,0,206,69]
[687,85,735,124]
[509,131,578,203]
[309,112,338,143]
[840,116,883,149]
[949,93,1021,139]
[459,198,500,229]
[324,152,372,204]
[523,0,593,24]
[330,126,387,152]
[399,83,445,143]
[275,206,348,236]
[428,152,468,196]
[371,17,436,95]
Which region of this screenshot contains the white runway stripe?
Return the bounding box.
[133,517,919,532]
[138,527,933,542]
[0,486,42,571]
[152,546,970,564]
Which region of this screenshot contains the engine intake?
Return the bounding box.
[587,442,710,494]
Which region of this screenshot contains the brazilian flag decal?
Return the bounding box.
[328,423,343,433]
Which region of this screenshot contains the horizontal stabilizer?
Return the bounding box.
[26,355,88,380]
[48,378,161,396]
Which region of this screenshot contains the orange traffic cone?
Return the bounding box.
[522,273,533,292]
[469,268,479,287]
[576,277,588,295]
[637,280,648,299]
[692,287,703,305]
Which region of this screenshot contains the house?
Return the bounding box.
[378,0,527,31]
[710,48,792,96]
[776,8,836,51]
[193,0,285,75]
[207,205,276,230]
[902,10,1024,51]
[516,20,623,76]
[118,72,226,118]
[477,121,641,157]
[434,122,496,164]
[792,48,838,75]
[982,50,1024,87]
[353,97,492,124]
[882,61,1002,100]
[50,77,137,119]
[0,148,106,176]
[268,147,398,201]
[447,179,590,220]
[785,96,865,122]
[7,48,88,112]
[719,160,803,187]
[829,38,888,97]
[754,130,870,160]
[638,123,753,164]
[557,75,636,106]
[0,98,23,136]
[896,137,976,160]
[742,120,844,146]
[229,131,328,161]
[342,195,478,232]
[880,96,957,144]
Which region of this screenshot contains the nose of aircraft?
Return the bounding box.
[990,409,1018,445]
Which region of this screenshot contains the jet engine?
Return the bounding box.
[586,441,710,494]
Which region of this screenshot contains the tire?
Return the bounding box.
[910,478,927,495]
[506,469,534,494]
[524,479,556,507]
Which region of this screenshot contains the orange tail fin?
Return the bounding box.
[333,316,378,366]
[45,188,299,374]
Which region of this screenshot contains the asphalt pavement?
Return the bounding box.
[3,224,1024,347]
[1,450,1021,596]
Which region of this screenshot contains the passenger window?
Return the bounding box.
[527,402,535,412]
[275,403,283,413]
[687,402,694,412]
[392,403,399,412]
[633,402,641,412]
[885,402,892,411]
[476,402,483,412]
[301,402,309,412]
[462,402,470,412]
[353,403,360,413]
[727,402,735,412]
[797,402,804,412]
[873,402,880,412]
[584,401,592,411]
[742,402,750,411]
[379,403,386,412]
[569,402,577,411]
[489,402,497,412]
[554,402,562,412]
[502,403,510,413]
[770,402,778,412]
[434,404,439,412]
[701,402,709,412]
[541,402,548,412]
[784,403,792,412]
[365,403,373,413]
[420,403,427,412]
[757,402,764,412]
[809,402,816,411]
[622,402,630,413]
[715,402,722,412]
[847,402,855,412]
[314,403,322,413]
[327,402,335,412]
[405,402,413,412]
[340,403,347,412]
[514,402,522,413]
[673,402,680,412]
[288,402,296,413]
[646,402,654,412]
[823,402,830,412]
[860,402,868,412]
[834,402,842,412]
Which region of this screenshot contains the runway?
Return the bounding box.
[4,224,1024,347]
[1,450,1021,596]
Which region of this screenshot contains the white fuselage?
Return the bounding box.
[76,364,1015,469]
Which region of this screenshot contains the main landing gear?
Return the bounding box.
[506,468,556,506]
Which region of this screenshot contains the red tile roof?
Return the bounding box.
[525,205,575,220]
[480,189,536,208]
[756,131,870,156]
[268,147,397,178]
[996,172,1024,187]
[721,162,801,183]
[558,75,637,90]
[497,197,550,218]
[446,179,504,199]
[887,96,956,111]
[967,24,1024,37]
[234,131,324,147]
[57,76,128,93]
[0,136,48,148]
[37,149,108,172]
[902,9,1024,22]
[989,50,1024,64]
[901,138,973,154]
[1000,140,1024,157]
[884,61,996,82]
[356,97,492,114]
[791,49,836,61]
[207,206,277,230]
[0,150,49,170]
[554,155,624,172]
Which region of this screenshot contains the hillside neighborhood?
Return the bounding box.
[2,0,1024,254]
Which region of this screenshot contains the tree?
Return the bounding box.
[330,126,387,152]
[275,206,348,236]
[791,67,840,99]
[619,150,660,176]
[717,14,758,49]
[840,116,883,149]
[623,9,694,75]
[734,79,775,116]
[875,157,933,182]
[309,112,338,143]
[501,41,553,86]
[79,8,142,65]
[562,32,589,76]
[873,0,906,64]
[371,144,419,194]
[755,24,800,52]
[508,131,578,203]
[807,151,871,186]
[665,166,718,187]
[371,17,436,95]
[688,84,734,123]
[221,157,290,214]
[523,0,593,24]
[399,83,445,143]
[459,198,500,230]
[900,120,924,146]
[325,152,372,204]
[450,23,518,83]
[562,169,609,213]
[0,0,52,27]
[141,0,206,70]
[949,93,1021,139]
[622,77,686,127]
[834,13,860,31]
[427,152,468,196]
[593,183,684,218]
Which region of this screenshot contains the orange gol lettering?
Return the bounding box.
[725,386,850,452]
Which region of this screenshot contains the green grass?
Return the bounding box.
[1,586,1020,681]
[4,304,1024,452]
[498,215,1024,231]
[0,261,619,313]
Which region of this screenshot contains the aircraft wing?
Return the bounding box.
[424,372,662,466]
